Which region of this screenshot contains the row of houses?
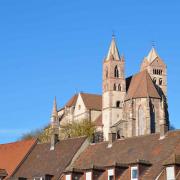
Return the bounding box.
[0,130,180,180]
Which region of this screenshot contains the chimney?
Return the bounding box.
[108,131,116,148]
[50,133,59,150]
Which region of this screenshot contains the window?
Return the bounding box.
[159,78,163,85]
[106,67,108,78]
[108,169,114,180]
[113,84,116,91]
[153,77,156,84]
[114,65,119,78]
[65,175,71,180]
[131,166,138,180]
[116,101,120,108]
[166,166,175,180]
[118,84,121,91]
[78,105,81,110]
[34,178,43,180]
[86,172,92,180]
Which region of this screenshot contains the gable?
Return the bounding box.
[74,93,87,117]
[150,57,166,68]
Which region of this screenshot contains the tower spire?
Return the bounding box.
[51,97,58,128]
[52,96,58,118]
[106,36,120,61]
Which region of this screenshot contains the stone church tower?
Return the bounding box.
[102,36,126,141]
[141,47,167,97]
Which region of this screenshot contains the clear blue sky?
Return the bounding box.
[0,0,180,143]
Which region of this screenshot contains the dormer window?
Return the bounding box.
[85,172,92,180]
[131,166,138,180]
[34,177,43,180]
[65,174,71,180]
[108,169,114,180]
[166,166,175,180]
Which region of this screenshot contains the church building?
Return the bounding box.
[51,36,169,142]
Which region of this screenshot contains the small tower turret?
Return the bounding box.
[50,97,59,150]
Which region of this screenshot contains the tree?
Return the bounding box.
[60,120,96,141]
[20,125,52,143]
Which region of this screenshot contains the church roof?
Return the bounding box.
[0,139,37,179]
[65,94,78,107]
[80,93,102,111]
[106,36,120,61]
[68,130,180,180]
[65,93,102,111]
[12,137,87,180]
[125,70,161,100]
[146,47,158,62]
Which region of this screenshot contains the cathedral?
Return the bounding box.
[51,36,169,142]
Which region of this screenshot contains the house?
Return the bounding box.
[11,136,88,180]
[0,139,37,179]
[61,131,180,180]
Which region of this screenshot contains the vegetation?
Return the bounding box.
[20,125,52,143]
[20,120,96,143]
[60,120,96,140]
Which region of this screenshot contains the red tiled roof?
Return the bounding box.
[71,131,180,180]
[125,70,161,100]
[65,93,102,111]
[12,137,87,180]
[80,93,102,111]
[0,139,37,178]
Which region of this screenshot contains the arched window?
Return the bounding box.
[153,77,157,84]
[159,78,163,85]
[105,67,108,78]
[116,101,120,108]
[113,84,116,91]
[118,84,121,91]
[138,106,145,135]
[114,65,119,78]
[150,104,156,133]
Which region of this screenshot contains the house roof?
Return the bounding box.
[80,93,102,111]
[0,139,37,179]
[12,137,87,180]
[125,70,161,100]
[70,130,180,180]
